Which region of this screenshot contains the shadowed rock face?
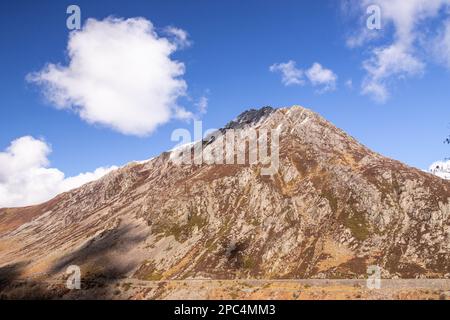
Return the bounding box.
[0,105,449,298]
[223,106,275,130]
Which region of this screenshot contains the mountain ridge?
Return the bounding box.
[0,105,449,298]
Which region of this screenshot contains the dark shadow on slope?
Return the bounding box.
[0,261,65,299]
[0,261,27,291]
[50,224,147,299]
[1,225,147,299]
[50,224,145,275]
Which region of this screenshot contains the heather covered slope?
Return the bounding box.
[0,106,449,298]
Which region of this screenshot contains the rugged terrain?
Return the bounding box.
[0,105,449,299]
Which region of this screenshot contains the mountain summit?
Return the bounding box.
[0,105,449,298]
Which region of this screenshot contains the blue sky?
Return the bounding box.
[1,0,450,206]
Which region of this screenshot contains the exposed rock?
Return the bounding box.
[0,105,449,299]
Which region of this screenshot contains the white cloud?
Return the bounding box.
[196,96,208,114]
[270,60,337,93]
[305,63,338,92]
[362,43,425,102]
[429,160,450,179]
[59,166,116,191]
[346,27,381,48]
[269,60,304,86]
[347,0,450,102]
[433,19,450,68]
[173,106,194,120]
[345,79,353,89]
[164,26,192,49]
[0,136,117,208]
[27,17,193,136]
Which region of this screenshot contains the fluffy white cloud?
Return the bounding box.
[269,60,304,86]
[347,0,450,102]
[0,136,117,208]
[429,160,450,179]
[433,19,450,68]
[270,60,337,93]
[27,17,193,136]
[305,63,337,92]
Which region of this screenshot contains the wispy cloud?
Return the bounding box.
[164,26,192,49]
[345,0,450,102]
[195,96,208,114]
[270,60,337,93]
[269,60,304,86]
[432,19,450,69]
[345,79,353,90]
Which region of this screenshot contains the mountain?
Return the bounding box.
[0,105,449,299]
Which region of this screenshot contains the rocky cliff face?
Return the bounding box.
[0,106,449,294]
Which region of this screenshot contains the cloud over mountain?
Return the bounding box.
[305,63,338,93]
[270,60,337,93]
[269,60,304,86]
[28,17,193,136]
[0,136,116,207]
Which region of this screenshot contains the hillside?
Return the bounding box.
[0,105,449,299]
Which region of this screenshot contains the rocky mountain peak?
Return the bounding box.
[223,106,275,130]
[0,105,449,299]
